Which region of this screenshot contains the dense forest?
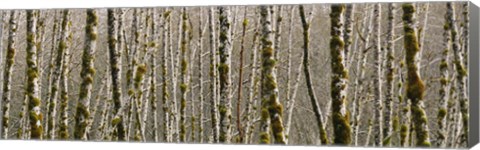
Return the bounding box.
[0,2,470,148]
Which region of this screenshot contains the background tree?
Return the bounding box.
[1,11,17,139]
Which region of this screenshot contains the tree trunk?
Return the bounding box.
[446,3,468,146]
[43,10,60,139]
[45,9,70,140]
[74,9,98,140]
[402,3,431,147]
[148,8,159,143]
[330,4,352,145]
[197,7,205,144]
[179,7,189,143]
[26,10,43,140]
[1,11,16,139]
[461,2,469,68]
[218,6,233,144]
[371,3,383,147]
[343,4,355,68]
[435,8,451,147]
[161,9,172,143]
[352,5,373,145]
[243,11,260,144]
[259,6,286,144]
[299,5,328,145]
[108,8,126,141]
[57,9,72,140]
[235,7,248,143]
[2,10,17,140]
[207,7,220,143]
[383,3,395,146]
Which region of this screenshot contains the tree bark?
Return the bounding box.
[299,5,328,145]
[259,5,286,144]
[74,9,98,140]
[383,3,395,146]
[108,8,126,141]
[208,7,220,143]
[402,3,431,147]
[218,6,233,144]
[371,3,383,147]
[435,7,451,147]
[1,11,16,139]
[330,4,352,145]
[26,10,43,140]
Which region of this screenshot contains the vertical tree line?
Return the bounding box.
[0,3,471,148]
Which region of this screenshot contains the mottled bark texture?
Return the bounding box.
[108,8,126,141]
[435,7,451,147]
[57,9,72,140]
[161,9,172,142]
[74,9,98,140]
[259,6,286,144]
[371,3,383,147]
[179,7,188,143]
[446,3,468,145]
[402,4,431,147]
[383,3,395,146]
[218,6,233,143]
[1,11,17,139]
[330,4,352,145]
[299,5,328,145]
[208,7,220,143]
[26,10,43,140]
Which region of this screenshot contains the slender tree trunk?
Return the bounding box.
[197,7,205,144]
[1,11,16,139]
[343,4,355,68]
[0,12,5,138]
[299,5,328,145]
[43,11,60,138]
[402,3,431,147]
[126,9,141,141]
[273,6,283,61]
[74,9,98,140]
[371,3,383,147]
[26,10,43,140]
[352,5,373,145]
[284,6,296,143]
[45,9,70,140]
[168,9,180,142]
[243,11,260,144]
[207,7,220,143]
[435,8,451,147]
[132,11,150,141]
[97,78,111,140]
[179,7,189,143]
[187,15,196,143]
[218,6,233,144]
[285,62,303,144]
[235,7,248,143]
[446,3,468,146]
[108,8,126,141]
[87,73,108,138]
[161,9,172,143]
[383,3,395,146]
[148,9,159,143]
[259,6,286,144]
[461,2,469,68]
[57,9,72,140]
